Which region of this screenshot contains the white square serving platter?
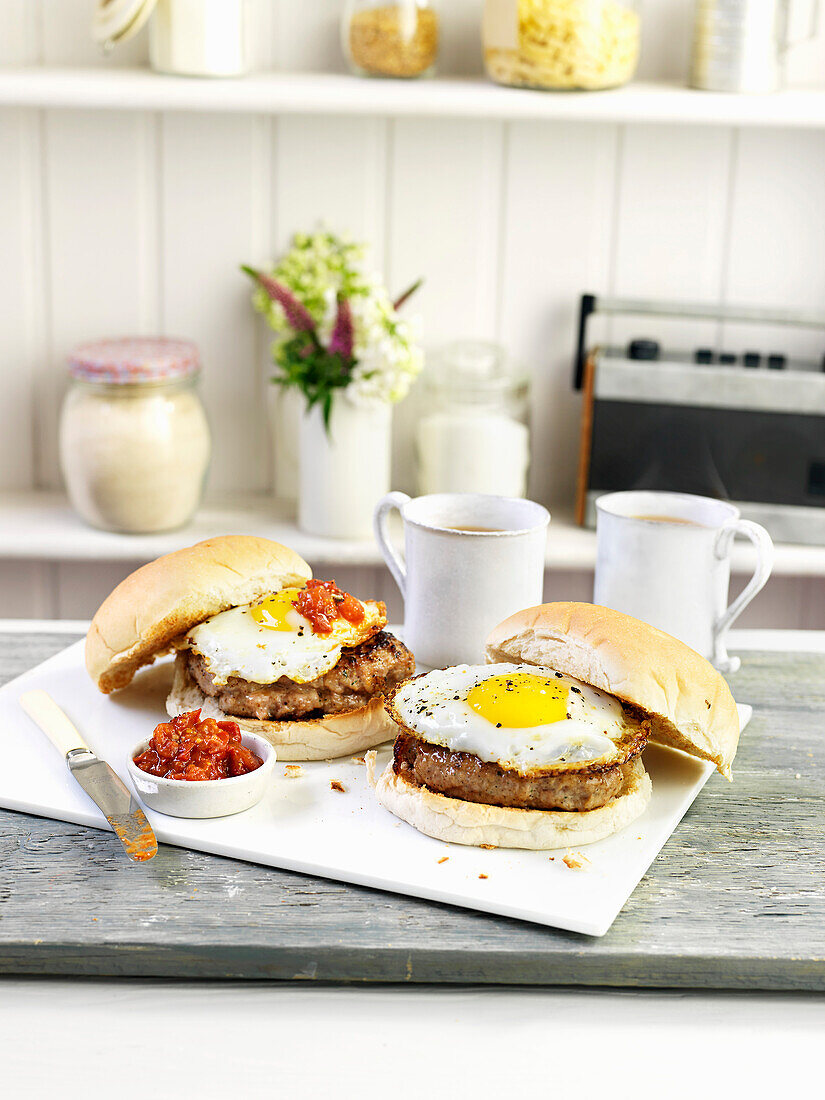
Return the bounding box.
[0,639,750,937]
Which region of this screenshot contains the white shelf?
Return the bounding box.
[1,67,825,128]
[2,491,825,577]
[0,492,381,568]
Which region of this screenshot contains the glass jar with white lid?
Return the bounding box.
[483,0,641,90]
[59,337,211,534]
[416,341,530,498]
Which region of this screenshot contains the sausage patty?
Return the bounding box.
[392,730,647,811]
[187,630,415,721]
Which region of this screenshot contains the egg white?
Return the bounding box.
[187,594,382,686]
[393,663,629,772]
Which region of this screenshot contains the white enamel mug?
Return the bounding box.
[374,492,550,667]
[594,490,774,673]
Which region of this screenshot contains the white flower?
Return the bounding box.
[250,229,422,407]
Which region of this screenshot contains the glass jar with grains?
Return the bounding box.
[483,0,640,90]
[59,338,211,534]
[343,0,440,78]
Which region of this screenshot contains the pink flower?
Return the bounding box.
[242,266,316,333]
[328,297,354,359]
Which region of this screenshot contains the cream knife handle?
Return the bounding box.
[19,690,90,757]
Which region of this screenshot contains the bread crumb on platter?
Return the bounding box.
[330,780,346,793]
[284,765,303,778]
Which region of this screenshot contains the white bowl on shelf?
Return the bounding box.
[127,730,276,818]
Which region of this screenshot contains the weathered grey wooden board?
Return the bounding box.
[1,631,823,989]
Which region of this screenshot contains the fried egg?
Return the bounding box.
[392,663,630,772]
[186,587,385,686]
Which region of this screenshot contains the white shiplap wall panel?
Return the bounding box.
[0,562,53,618]
[388,118,503,341]
[275,0,343,73]
[41,109,158,488]
[439,0,486,76]
[613,125,732,300]
[274,114,387,251]
[54,559,136,619]
[387,117,504,492]
[39,0,149,67]
[160,112,270,494]
[0,110,39,489]
[0,0,39,64]
[636,0,693,83]
[609,123,734,352]
[498,121,618,513]
[723,128,825,359]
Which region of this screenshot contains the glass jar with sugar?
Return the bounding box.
[59,337,211,534]
[416,341,530,498]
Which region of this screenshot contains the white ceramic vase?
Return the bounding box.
[299,394,392,539]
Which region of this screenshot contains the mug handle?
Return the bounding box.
[712,520,774,674]
[374,491,411,598]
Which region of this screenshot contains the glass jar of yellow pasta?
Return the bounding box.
[483,0,640,90]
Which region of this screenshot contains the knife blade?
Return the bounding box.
[19,689,158,863]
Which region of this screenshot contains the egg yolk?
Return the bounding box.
[249,588,303,631]
[467,673,569,729]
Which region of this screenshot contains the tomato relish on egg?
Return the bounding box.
[133,710,263,782]
[184,581,386,687]
[295,579,366,634]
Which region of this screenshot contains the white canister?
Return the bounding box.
[299,396,392,540]
[690,0,820,94]
[91,0,252,76]
[150,0,251,77]
[374,491,550,667]
[593,490,774,673]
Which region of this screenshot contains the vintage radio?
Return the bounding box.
[574,295,825,544]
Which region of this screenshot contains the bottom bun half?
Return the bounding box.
[167,655,396,761]
[370,755,652,850]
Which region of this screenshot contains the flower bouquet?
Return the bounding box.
[243,230,422,538]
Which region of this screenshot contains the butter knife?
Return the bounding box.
[20,689,158,863]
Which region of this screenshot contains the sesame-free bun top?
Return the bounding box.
[86,536,312,694]
[486,602,740,778]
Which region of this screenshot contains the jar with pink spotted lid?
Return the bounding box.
[59,337,211,534]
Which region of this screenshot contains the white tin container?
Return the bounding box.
[150,0,251,77]
[690,0,820,93]
[92,0,252,77]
